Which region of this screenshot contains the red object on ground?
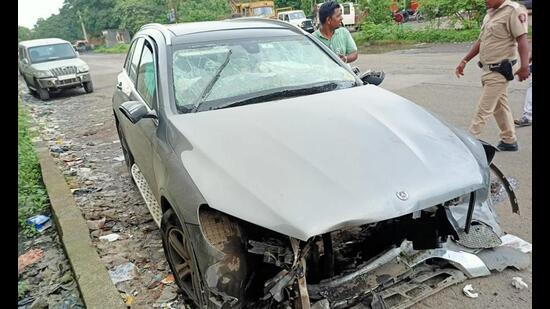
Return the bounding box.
[18,248,44,273]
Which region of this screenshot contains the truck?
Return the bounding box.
[232,1,276,18]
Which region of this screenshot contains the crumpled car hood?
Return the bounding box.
[171,85,485,241]
[31,58,87,71]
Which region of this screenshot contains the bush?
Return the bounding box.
[358,0,394,25]
[419,0,486,29]
[355,23,480,44]
[93,43,130,54]
[18,99,49,236]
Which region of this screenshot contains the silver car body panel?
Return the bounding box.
[170,85,487,240]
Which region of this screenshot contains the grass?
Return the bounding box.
[93,43,130,54]
[18,98,49,237]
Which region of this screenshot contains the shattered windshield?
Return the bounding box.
[172,36,356,113]
[28,43,76,64]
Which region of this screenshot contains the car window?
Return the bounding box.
[289,12,305,20]
[124,40,137,72]
[172,35,356,113]
[343,4,351,15]
[28,43,76,64]
[284,14,289,21]
[136,41,157,109]
[128,38,144,85]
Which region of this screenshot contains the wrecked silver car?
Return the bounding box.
[112,19,527,308]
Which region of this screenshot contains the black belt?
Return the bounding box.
[478,59,517,70]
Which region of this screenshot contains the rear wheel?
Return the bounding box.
[115,119,134,177]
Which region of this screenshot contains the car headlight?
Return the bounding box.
[34,70,53,78]
[78,64,89,73]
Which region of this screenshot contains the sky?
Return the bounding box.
[18,0,65,29]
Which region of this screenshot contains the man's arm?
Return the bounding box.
[515,34,530,81]
[344,51,358,63]
[455,40,480,78]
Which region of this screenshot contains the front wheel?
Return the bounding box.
[83,81,94,93]
[37,87,50,100]
[161,209,201,307]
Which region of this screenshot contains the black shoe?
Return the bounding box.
[514,117,532,127]
[497,141,518,152]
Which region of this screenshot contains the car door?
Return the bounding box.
[115,37,159,192]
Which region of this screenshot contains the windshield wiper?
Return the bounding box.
[192,49,232,112]
[210,81,346,111]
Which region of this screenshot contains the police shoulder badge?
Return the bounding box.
[518,14,527,23]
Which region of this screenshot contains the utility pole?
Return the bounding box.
[77,10,88,41]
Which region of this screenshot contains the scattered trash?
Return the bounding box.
[477,246,530,272]
[86,218,106,231]
[462,284,479,298]
[161,274,175,284]
[123,294,135,306]
[26,215,52,232]
[155,285,178,304]
[511,277,528,290]
[17,297,35,306]
[18,248,45,273]
[500,234,532,253]
[50,145,65,154]
[113,155,125,162]
[72,187,102,195]
[108,262,137,285]
[99,233,121,242]
[311,299,330,309]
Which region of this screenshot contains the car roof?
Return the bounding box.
[278,10,304,14]
[19,38,70,48]
[140,19,304,45]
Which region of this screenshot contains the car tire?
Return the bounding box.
[161,209,201,307]
[115,119,135,180]
[83,81,94,93]
[37,87,50,101]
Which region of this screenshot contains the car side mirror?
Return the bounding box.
[360,71,385,86]
[22,58,29,65]
[119,101,157,124]
[75,51,80,57]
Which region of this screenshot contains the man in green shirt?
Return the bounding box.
[312,1,358,64]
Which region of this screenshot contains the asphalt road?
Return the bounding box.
[21,45,532,308]
[355,42,532,309]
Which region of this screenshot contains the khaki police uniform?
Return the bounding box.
[469,0,528,144]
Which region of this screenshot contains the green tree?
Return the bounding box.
[31,4,83,41]
[418,0,485,29]
[115,0,167,35]
[358,0,393,25]
[65,0,120,36]
[176,0,231,22]
[18,26,32,42]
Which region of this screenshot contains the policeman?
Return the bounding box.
[313,1,358,64]
[455,0,530,151]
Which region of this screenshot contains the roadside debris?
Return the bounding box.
[99,233,121,242]
[26,215,52,233]
[500,234,532,253]
[462,284,479,298]
[108,262,137,285]
[18,248,44,273]
[161,274,175,284]
[477,246,530,272]
[511,277,528,290]
[86,217,106,230]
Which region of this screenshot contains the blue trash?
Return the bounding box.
[26,215,51,232]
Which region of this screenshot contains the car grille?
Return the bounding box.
[57,78,79,85]
[51,66,77,77]
[303,20,313,28]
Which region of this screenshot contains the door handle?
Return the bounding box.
[116,82,123,90]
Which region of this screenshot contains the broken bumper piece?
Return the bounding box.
[307,238,529,308]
